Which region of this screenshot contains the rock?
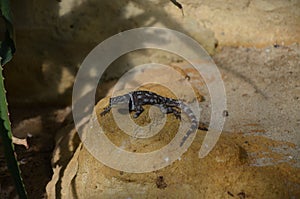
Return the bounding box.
[46,86,299,198]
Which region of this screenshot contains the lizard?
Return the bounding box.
[100,90,198,146]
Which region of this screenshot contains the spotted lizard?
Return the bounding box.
[100,90,198,146]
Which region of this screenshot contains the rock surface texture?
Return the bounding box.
[3,1,299,197]
[46,90,300,198]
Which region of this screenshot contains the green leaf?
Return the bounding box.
[0,62,27,199]
[0,0,16,66]
[0,0,27,198]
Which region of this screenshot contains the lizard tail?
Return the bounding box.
[179,102,198,147]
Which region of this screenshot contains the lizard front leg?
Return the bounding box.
[100,99,112,116]
[100,106,111,116]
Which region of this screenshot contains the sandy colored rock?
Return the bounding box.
[46,86,300,198]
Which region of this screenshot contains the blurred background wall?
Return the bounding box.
[4,0,300,105]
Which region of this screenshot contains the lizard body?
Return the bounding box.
[100,90,198,146]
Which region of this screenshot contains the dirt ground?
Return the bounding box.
[0,44,299,198]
